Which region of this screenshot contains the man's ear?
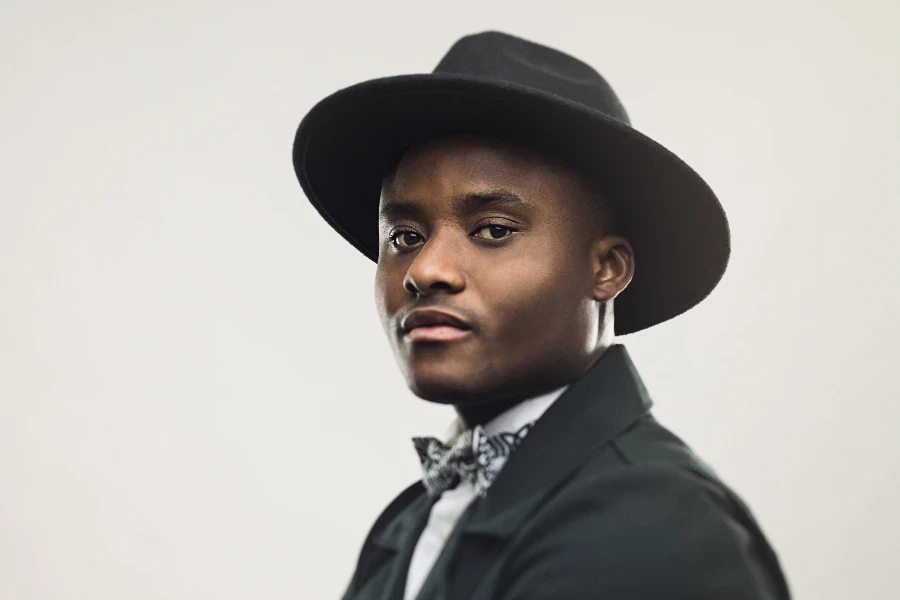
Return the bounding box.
[591,235,635,302]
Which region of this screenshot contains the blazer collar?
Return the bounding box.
[460,343,653,538]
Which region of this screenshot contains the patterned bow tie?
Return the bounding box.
[412,422,534,498]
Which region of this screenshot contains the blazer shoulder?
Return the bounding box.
[562,413,751,524]
[578,413,780,560]
[523,413,789,599]
[611,413,721,481]
[500,414,792,599]
[504,465,791,598]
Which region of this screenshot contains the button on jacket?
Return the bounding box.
[342,345,792,600]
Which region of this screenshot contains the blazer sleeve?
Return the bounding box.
[496,464,790,600]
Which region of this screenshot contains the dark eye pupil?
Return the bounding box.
[489,226,507,239]
[402,232,420,245]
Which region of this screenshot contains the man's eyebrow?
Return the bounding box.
[379,188,530,218]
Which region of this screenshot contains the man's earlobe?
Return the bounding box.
[592,236,635,302]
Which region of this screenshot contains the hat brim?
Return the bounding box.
[293,73,730,335]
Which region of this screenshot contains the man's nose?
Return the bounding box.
[402,233,466,297]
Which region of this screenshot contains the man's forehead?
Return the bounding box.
[380,135,574,206]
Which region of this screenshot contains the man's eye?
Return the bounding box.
[390,230,423,248]
[474,225,514,240]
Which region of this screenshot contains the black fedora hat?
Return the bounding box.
[292,30,729,335]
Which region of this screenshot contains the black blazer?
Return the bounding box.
[342,345,791,599]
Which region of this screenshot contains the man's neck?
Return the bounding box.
[454,394,527,431]
[453,344,612,429]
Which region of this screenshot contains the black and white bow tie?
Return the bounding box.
[412,422,534,498]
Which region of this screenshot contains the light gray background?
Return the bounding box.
[2,1,898,598]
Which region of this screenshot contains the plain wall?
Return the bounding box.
[2,0,898,598]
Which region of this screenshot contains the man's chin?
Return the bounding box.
[407,377,474,405]
[403,361,494,405]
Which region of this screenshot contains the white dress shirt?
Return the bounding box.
[403,384,570,600]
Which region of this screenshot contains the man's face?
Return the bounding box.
[375,135,623,406]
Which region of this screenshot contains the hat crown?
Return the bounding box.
[434,31,630,125]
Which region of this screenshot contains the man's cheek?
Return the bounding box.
[496,297,550,346]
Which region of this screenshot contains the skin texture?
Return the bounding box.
[374,135,635,428]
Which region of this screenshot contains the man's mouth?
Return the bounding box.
[400,307,473,343]
[404,324,471,343]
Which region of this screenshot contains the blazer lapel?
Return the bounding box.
[344,481,434,600]
[414,344,654,600]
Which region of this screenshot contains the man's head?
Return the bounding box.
[375,134,635,408]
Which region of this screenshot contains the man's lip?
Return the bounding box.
[404,325,472,343]
[400,308,472,333]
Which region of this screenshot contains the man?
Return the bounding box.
[292,30,791,599]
